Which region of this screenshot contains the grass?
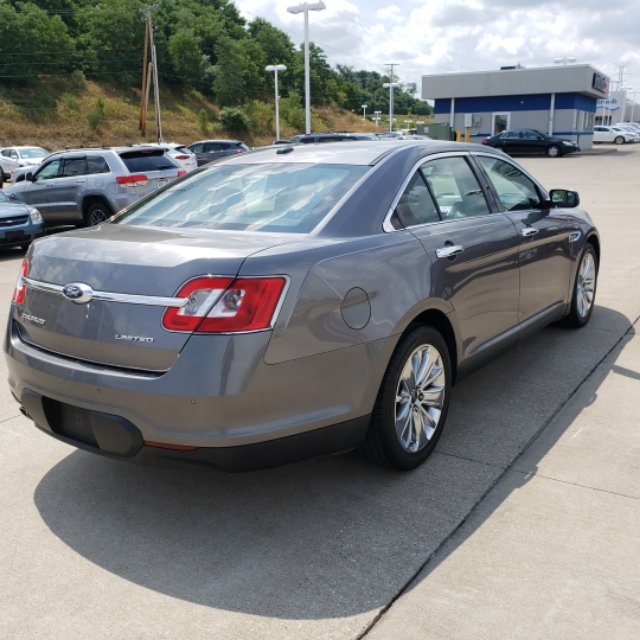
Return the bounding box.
[0,78,384,151]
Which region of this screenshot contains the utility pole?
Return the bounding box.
[140,5,163,142]
[139,15,149,135]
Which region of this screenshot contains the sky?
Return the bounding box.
[233,0,640,98]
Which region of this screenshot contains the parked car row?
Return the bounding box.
[593,124,640,144]
[0,146,48,182]
[6,139,599,473]
[2,145,186,232]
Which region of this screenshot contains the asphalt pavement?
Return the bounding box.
[0,144,638,639]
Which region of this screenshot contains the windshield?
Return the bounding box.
[20,148,47,159]
[112,162,369,233]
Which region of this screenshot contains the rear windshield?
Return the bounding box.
[119,149,177,172]
[112,162,369,233]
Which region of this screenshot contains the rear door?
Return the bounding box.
[392,153,521,361]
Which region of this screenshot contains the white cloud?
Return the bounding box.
[233,0,640,92]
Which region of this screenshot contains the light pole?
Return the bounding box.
[287,1,326,135]
[383,82,399,133]
[361,104,368,120]
[265,64,287,141]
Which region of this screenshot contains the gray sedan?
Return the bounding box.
[5,140,599,471]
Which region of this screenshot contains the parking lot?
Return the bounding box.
[1,145,639,639]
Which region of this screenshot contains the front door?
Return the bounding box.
[474,154,573,323]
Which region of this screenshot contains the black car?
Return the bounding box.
[187,139,250,167]
[482,128,579,157]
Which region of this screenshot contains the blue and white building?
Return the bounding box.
[421,64,610,150]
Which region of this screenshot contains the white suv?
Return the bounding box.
[4,146,184,226]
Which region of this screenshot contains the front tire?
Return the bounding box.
[614,136,625,145]
[562,244,598,328]
[546,145,560,158]
[360,326,451,470]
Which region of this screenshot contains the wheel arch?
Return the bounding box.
[404,308,459,383]
[81,194,113,216]
[586,233,600,269]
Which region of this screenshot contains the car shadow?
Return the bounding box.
[32,305,633,620]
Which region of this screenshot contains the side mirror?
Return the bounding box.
[549,188,579,208]
[26,172,35,182]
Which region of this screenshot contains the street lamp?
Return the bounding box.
[265,64,287,141]
[383,82,399,133]
[287,1,326,135]
[361,104,368,120]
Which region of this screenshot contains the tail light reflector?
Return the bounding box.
[175,155,190,160]
[177,169,187,177]
[116,174,148,185]
[162,276,286,333]
[12,258,28,304]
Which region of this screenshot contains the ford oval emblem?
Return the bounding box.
[62,282,93,304]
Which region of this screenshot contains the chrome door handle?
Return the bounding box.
[436,244,464,259]
[521,227,539,237]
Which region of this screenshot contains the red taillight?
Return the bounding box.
[116,174,148,185]
[177,169,186,177]
[481,139,488,145]
[175,155,190,160]
[12,258,28,304]
[162,276,287,333]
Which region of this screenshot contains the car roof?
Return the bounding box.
[189,139,244,144]
[220,139,496,166]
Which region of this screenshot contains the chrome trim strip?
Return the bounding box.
[25,278,188,308]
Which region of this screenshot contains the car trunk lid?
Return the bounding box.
[14,225,290,371]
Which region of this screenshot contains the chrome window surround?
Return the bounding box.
[382,151,493,233]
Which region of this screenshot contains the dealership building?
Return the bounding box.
[421,64,611,149]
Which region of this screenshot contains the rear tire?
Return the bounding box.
[614,136,625,145]
[546,145,560,157]
[360,325,451,470]
[83,200,112,226]
[561,244,598,328]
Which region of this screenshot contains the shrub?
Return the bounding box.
[87,97,106,131]
[219,107,250,134]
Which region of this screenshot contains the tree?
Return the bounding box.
[76,0,145,86]
[0,2,76,84]
[212,36,246,107]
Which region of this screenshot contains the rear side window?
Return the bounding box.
[119,150,177,172]
[393,172,440,228]
[421,156,491,219]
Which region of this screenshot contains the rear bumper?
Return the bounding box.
[19,388,369,471]
[6,317,391,460]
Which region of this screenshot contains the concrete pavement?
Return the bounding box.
[0,145,639,639]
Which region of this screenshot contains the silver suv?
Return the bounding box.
[4,146,184,226]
